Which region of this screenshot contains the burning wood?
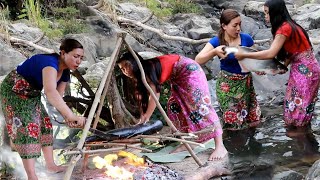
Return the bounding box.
[91,150,146,180]
[74,150,184,180]
[133,164,184,180]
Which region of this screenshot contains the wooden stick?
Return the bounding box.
[0,33,55,53]
[63,33,126,180]
[65,147,125,155]
[81,146,90,173]
[160,128,215,137]
[92,38,122,129]
[110,139,141,143]
[84,142,153,152]
[136,135,205,148]
[124,41,204,166]
[71,70,95,97]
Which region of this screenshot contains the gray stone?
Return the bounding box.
[0,39,26,76]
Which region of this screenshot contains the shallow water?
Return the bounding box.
[221,100,320,179]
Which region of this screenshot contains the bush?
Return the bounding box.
[123,0,202,18]
[169,0,201,14]
[57,19,88,35]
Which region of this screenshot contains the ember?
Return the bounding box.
[92,150,146,180]
[134,164,184,180]
[89,151,184,180]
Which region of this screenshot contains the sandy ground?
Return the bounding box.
[164,149,230,180]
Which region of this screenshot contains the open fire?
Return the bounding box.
[90,150,184,180]
[92,151,146,180]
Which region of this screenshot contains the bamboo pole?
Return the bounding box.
[65,147,125,156]
[136,135,205,147]
[92,39,123,129]
[157,127,215,137]
[63,33,126,180]
[124,41,204,166]
[85,142,153,152]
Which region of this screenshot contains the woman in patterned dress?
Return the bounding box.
[0,38,86,180]
[235,0,320,128]
[195,9,261,130]
[117,51,228,161]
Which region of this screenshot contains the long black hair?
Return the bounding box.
[117,51,162,113]
[264,0,312,59]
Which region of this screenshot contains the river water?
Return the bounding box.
[216,83,320,179]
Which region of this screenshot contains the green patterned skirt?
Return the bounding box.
[216,70,261,130]
[0,70,53,159]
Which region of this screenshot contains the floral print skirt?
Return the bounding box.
[216,70,261,130]
[284,50,320,126]
[167,56,222,142]
[0,70,53,159]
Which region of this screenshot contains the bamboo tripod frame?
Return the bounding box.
[63,33,203,179]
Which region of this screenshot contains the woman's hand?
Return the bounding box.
[216,45,227,59]
[66,115,86,128]
[234,49,245,61]
[138,114,150,124]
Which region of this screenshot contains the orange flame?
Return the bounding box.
[117,150,145,166]
[92,151,145,179]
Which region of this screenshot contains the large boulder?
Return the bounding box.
[293,4,320,30]
[0,39,26,76]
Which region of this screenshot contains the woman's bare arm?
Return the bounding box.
[195,43,228,64]
[235,34,287,60]
[57,81,67,97]
[140,82,160,123]
[195,43,217,64]
[43,67,84,127]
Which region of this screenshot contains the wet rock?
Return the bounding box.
[273,170,304,180]
[232,160,274,179]
[306,159,320,180]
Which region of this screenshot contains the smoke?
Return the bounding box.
[0,146,27,179]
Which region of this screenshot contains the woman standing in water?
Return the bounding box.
[117,51,228,160]
[195,9,261,130]
[235,0,320,128]
[0,38,86,180]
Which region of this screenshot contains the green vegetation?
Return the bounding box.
[120,0,202,18]
[167,0,201,14]
[303,0,311,3]
[0,7,10,35]
[13,0,88,39]
[145,0,172,17]
[53,6,89,35]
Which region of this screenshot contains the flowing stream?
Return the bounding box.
[218,83,320,179]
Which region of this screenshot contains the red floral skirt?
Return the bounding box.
[167,56,223,142]
[0,70,53,159]
[216,70,261,130]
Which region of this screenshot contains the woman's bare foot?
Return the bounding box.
[46,165,65,173]
[208,145,228,161]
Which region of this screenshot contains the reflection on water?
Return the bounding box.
[222,103,320,179]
